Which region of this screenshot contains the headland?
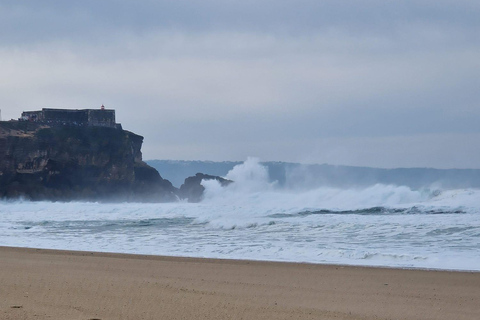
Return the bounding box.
[0,107,176,201]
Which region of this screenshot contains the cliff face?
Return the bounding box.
[0,121,176,201]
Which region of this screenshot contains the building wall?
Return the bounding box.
[43,109,89,124]
[20,109,116,128]
[87,110,116,127]
[21,111,44,121]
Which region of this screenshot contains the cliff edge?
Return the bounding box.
[0,121,177,201]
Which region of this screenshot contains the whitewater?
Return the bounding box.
[1,158,479,271]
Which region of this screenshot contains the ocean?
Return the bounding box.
[1,158,479,271]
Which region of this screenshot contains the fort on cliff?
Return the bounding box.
[20,107,121,129]
[0,107,178,201]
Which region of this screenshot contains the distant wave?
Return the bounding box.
[268,206,467,218]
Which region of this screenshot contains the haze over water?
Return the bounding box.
[1,158,479,271]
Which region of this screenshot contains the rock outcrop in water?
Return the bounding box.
[179,173,232,202]
[0,120,177,201]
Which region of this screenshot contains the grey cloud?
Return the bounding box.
[1,1,479,168]
[1,1,479,44]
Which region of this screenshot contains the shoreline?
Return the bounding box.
[2,246,480,320]
[1,245,480,274]
[2,245,479,274]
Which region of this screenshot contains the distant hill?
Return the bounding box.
[147,160,480,190]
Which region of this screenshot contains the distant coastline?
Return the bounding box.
[147,159,480,189]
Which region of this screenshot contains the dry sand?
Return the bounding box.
[1,246,479,320]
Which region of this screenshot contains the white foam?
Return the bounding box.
[1,159,480,271]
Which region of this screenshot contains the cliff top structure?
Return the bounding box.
[20,106,120,129]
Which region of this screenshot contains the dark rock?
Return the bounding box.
[0,121,177,202]
[179,173,232,202]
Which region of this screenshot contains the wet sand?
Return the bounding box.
[1,246,479,320]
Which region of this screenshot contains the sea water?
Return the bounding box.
[1,158,479,271]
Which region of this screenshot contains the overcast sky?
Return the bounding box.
[1,1,479,168]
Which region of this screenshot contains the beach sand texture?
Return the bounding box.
[1,246,479,320]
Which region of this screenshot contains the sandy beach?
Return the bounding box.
[1,246,479,320]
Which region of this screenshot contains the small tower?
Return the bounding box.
[101,104,105,110]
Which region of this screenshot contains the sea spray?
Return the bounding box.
[202,158,434,211]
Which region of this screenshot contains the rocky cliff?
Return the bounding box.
[0,121,177,201]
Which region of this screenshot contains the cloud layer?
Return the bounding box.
[1,1,479,168]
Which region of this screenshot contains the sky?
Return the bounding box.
[1,0,479,168]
